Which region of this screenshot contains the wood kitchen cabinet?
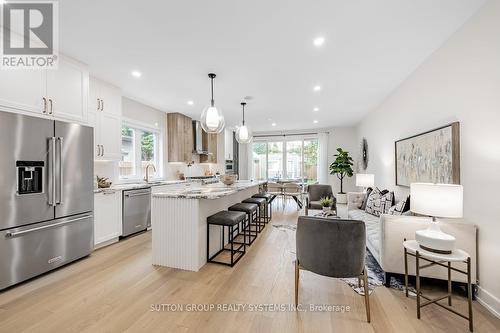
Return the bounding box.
[167,113,193,163]
[200,132,218,163]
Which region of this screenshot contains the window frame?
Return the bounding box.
[119,119,164,181]
[251,135,318,182]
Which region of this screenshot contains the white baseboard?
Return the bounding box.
[476,286,500,319]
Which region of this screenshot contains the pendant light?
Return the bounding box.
[200,73,225,134]
[235,101,253,144]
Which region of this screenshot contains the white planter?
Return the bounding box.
[337,193,347,204]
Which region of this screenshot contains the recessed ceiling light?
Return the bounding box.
[313,85,321,92]
[313,120,319,124]
[187,100,194,106]
[313,36,325,47]
[131,70,142,78]
[313,107,319,112]
[271,122,277,127]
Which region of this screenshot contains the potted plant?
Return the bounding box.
[319,197,334,212]
[329,148,354,204]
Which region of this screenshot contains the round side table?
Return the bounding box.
[403,240,473,332]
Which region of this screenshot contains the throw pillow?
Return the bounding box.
[366,188,394,217]
[360,187,373,210]
[388,201,406,215]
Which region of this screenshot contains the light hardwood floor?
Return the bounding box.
[0,202,499,333]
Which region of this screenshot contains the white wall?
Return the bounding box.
[355,0,500,316]
[328,127,358,194]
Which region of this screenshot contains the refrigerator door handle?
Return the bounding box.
[57,137,64,205]
[5,214,93,238]
[48,137,57,207]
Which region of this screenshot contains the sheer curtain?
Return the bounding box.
[317,132,329,184]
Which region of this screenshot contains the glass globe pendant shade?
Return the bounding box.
[235,124,252,144]
[200,105,225,134]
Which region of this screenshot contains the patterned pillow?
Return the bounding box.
[388,195,411,215]
[388,201,406,215]
[365,188,393,217]
[360,187,373,211]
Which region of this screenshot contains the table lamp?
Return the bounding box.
[410,183,463,254]
[356,174,374,193]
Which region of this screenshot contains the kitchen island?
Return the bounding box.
[151,180,266,271]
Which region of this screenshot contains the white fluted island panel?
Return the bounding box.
[151,181,264,271]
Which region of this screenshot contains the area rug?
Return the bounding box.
[272,223,415,296]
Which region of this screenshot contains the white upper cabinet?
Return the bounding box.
[0,55,89,123]
[0,70,46,114]
[90,77,122,161]
[46,57,89,122]
[224,129,234,160]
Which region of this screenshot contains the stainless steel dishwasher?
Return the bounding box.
[122,187,151,237]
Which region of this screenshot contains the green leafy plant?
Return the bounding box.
[319,196,333,208]
[329,148,354,194]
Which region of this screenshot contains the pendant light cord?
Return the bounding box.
[241,102,246,125]
[210,77,214,107]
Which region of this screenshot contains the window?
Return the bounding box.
[251,138,318,183]
[119,124,162,179]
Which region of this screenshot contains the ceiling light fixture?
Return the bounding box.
[313,85,321,92]
[200,73,225,134]
[271,122,277,127]
[313,36,325,47]
[131,70,142,78]
[187,100,194,106]
[235,102,252,144]
[313,120,319,124]
[313,107,319,112]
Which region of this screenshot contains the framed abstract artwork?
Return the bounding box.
[395,122,460,187]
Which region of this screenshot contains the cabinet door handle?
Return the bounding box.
[42,97,47,114]
[97,98,101,111]
[101,145,105,156]
[97,145,101,156]
[101,99,104,111]
[49,99,53,114]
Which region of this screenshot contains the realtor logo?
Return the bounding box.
[1,1,59,69]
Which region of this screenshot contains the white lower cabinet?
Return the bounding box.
[94,190,122,247]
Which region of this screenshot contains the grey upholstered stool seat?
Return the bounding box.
[229,202,259,244]
[242,197,267,229]
[207,210,247,267]
[252,193,275,221]
[207,210,246,226]
[294,216,370,322]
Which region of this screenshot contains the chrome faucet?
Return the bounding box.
[144,163,157,183]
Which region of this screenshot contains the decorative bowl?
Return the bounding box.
[220,174,238,186]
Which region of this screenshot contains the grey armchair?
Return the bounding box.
[305,184,337,215]
[295,216,370,322]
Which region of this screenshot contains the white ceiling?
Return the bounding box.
[60,0,485,131]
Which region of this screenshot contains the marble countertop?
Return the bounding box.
[152,180,266,199]
[94,180,187,193]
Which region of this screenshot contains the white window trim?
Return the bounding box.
[120,118,164,181]
[251,136,318,181]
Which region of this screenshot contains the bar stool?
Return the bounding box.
[207,210,247,267]
[228,202,259,244]
[252,193,275,222]
[242,197,267,229]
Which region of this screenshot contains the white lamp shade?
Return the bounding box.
[410,183,463,218]
[356,174,374,188]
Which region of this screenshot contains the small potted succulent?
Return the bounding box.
[319,197,334,212]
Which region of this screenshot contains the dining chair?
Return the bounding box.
[295,216,370,322]
[283,183,302,210]
[267,182,283,209]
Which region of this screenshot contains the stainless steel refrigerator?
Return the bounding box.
[0,111,94,290]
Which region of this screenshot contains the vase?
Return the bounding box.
[322,207,329,212]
